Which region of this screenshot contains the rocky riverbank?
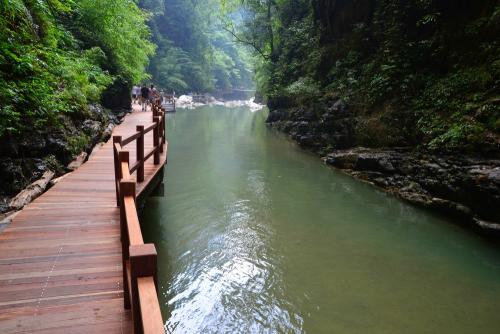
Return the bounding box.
[266,101,500,233]
[0,103,130,214]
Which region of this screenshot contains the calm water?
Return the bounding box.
[141,106,500,334]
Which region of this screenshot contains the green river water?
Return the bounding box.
[140,106,500,334]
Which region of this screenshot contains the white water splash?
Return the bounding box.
[175,95,265,111]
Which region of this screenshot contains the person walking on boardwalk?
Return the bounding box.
[131,85,140,104]
[140,85,150,112]
[149,84,158,105]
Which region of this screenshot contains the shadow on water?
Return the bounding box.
[141,106,500,334]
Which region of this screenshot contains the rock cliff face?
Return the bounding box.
[266,99,356,153]
[263,0,499,225]
[267,101,500,231]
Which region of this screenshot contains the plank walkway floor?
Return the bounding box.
[0,104,167,333]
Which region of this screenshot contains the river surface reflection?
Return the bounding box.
[141,106,500,333]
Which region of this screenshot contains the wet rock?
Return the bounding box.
[355,153,396,173]
[330,99,348,116]
[101,78,132,110]
[116,111,127,120]
[323,151,359,169]
[473,218,500,231]
[302,110,316,121]
[88,103,106,120]
[18,135,46,156]
[46,134,69,159]
[0,138,19,157]
[82,120,102,136]
[265,95,498,230]
[297,121,310,134]
[0,158,51,196]
[9,170,55,210]
[0,196,9,213]
[426,198,474,222]
[488,168,500,184]
[0,159,25,195]
[297,134,316,147]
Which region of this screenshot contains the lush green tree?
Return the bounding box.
[0,0,154,138]
[223,0,500,153]
[142,0,254,94]
[75,0,156,84]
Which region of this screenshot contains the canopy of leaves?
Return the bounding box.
[141,0,254,94]
[0,0,154,138]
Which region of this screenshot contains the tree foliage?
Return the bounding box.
[224,0,500,153]
[0,0,154,138]
[142,0,254,94]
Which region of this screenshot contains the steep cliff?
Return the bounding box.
[264,0,500,229]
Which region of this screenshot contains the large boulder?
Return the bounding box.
[101,78,132,110]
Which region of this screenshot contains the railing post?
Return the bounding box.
[118,151,132,310]
[113,136,122,207]
[153,116,160,164]
[158,114,164,154]
[130,243,158,334]
[136,125,145,182]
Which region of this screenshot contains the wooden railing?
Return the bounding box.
[112,100,166,334]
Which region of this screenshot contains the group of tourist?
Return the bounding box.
[132,84,159,112]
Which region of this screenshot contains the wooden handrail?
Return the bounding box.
[120,116,161,149]
[138,277,164,333]
[122,131,142,146]
[124,196,144,246]
[143,122,157,135]
[112,107,166,334]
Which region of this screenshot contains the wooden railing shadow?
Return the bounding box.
[112,100,166,334]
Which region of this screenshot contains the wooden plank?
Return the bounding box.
[0,103,166,333]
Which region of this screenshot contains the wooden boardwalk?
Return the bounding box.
[0,105,167,333]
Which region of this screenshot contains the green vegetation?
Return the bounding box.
[0,0,154,138]
[223,0,500,153]
[1,0,498,156]
[140,0,254,94]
